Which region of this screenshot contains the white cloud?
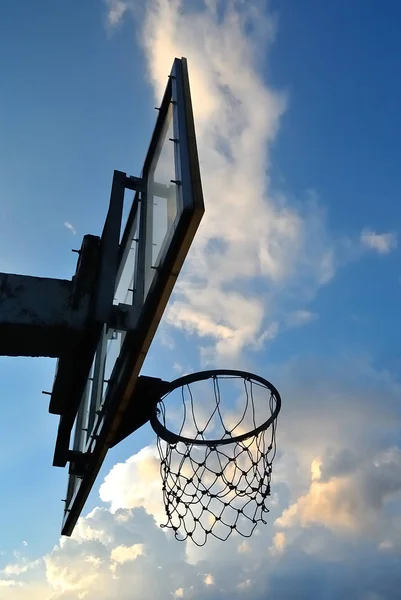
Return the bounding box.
[269,532,286,555]
[237,578,252,591]
[129,0,345,361]
[102,0,369,364]
[379,540,393,551]
[105,0,128,28]
[99,446,165,521]
[272,359,401,547]
[0,579,23,587]
[237,541,251,554]
[276,447,401,553]
[110,543,144,564]
[360,229,397,254]
[2,560,40,576]
[63,221,77,235]
[285,310,317,328]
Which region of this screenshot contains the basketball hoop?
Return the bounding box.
[150,369,281,546]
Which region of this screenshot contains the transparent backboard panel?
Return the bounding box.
[74,75,191,456]
[101,329,124,404]
[81,110,181,448]
[115,202,140,306]
[82,331,126,456]
[74,379,91,453]
[145,102,179,298]
[119,189,136,244]
[67,377,92,502]
[79,206,140,454]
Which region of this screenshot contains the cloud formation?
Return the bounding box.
[122,0,343,362]
[99,446,165,521]
[63,221,77,236]
[103,0,399,365]
[277,448,401,534]
[2,560,40,577]
[0,357,399,599]
[104,0,128,28]
[360,228,397,254]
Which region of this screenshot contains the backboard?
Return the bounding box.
[51,57,204,536]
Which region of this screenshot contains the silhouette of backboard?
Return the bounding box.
[55,58,204,535]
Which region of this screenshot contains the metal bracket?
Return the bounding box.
[110,375,170,447]
[125,176,145,192]
[67,451,94,478]
[108,302,142,331]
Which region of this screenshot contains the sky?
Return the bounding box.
[0,0,401,597]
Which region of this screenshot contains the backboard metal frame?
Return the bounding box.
[60,57,204,535]
[51,170,139,468]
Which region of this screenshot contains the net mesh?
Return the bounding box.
[153,373,279,546]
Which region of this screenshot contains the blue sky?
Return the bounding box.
[0,1,400,598]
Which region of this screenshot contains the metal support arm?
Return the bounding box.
[0,234,99,357]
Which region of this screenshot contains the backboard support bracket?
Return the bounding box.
[109,376,170,447]
[67,451,94,478]
[108,302,142,332]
